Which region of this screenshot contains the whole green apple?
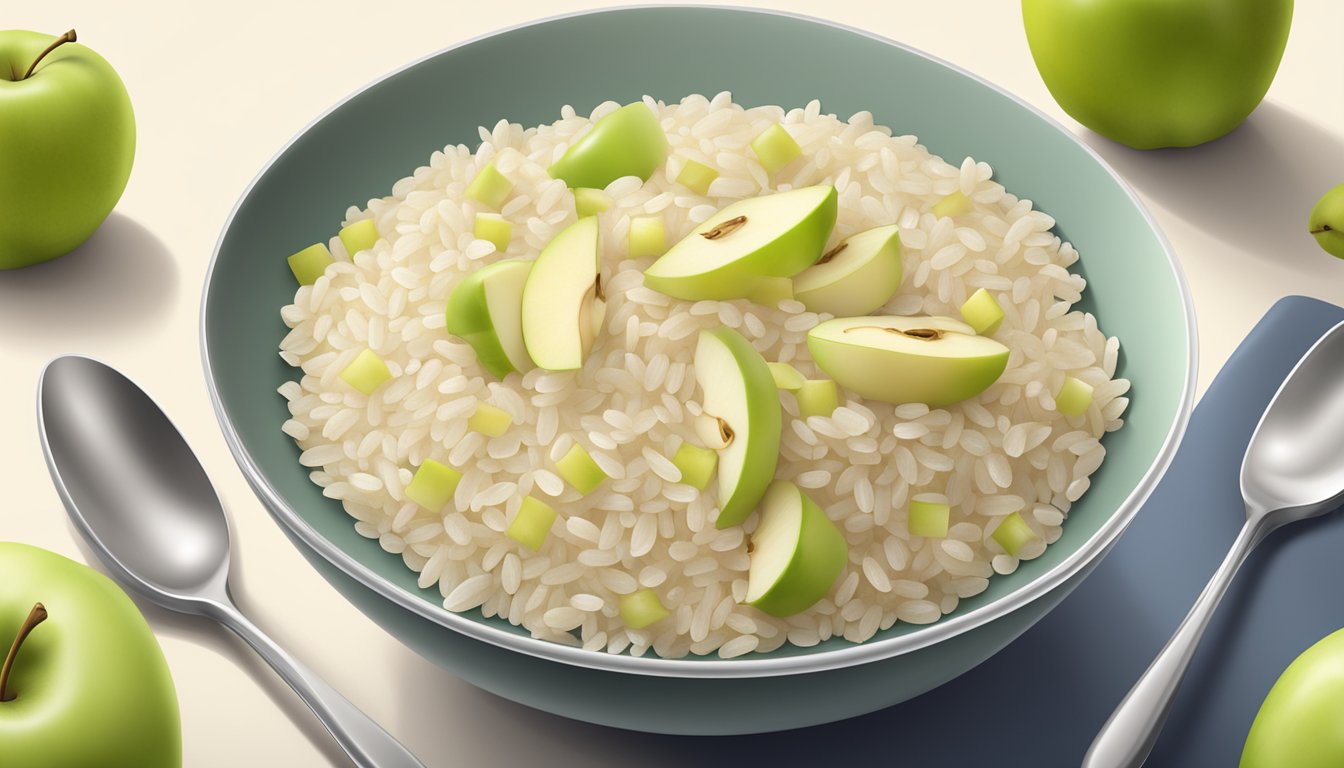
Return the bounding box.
[0,29,135,268]
[1022,0,1293,149]
[0,542,180,767]
[1241,627,1344,768]
[1308,184,1344,259]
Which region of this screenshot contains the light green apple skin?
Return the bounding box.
[696,328,782,529]
[746,481,848,618]
[793,224,902,316]
[0,542,179,767]
[1308,183,1344,259]
[1022,0,1292,149]
[644,186,838,301]
[807,316,1009,408]
[521,217,602,371]
[0,31,135,268]
[445,259,533,379]
[1241,628,1344,768]
[548,102,668,190]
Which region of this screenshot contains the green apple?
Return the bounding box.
[1023,0,1293,149]
[1242,628,1344,768]
[554,443,608,495]
[286,243,334,286]
[676,159,719,196]
[465,162,513,210]
[695,328,782,529]
[468,403,512,437]
[749,124,803,176]
[445,259,533,379]
[339,349,392,395]
[619,589,669,629]
[767,362,805,392]
[744,275,795,308]
[991,512,1037,557]
[338,219,379,258]
[795,379,839,420]
[671,441,717,490]
[745,481,848,618]
[0,30,135,269]
[959,288,1005,335]
[644,186,838,301]
[628,216,666,259]
[521,217,605,371]
[793,225,902,316]
[548,102,667,189]
[932,191,972,220]
[573,188,612,219]
[474,213,512,252]
[404,459,462,511]
[807,316,1009,407]
[908,494,950,538]
[0,542,179,767]
[1055,375,1094,417]
[506,497,557,551]
[1308,184,1344,259]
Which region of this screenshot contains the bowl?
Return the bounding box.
[202,6,1195,735]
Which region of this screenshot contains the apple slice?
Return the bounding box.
[793,225,902,316]
[807,316,1009,407]
[767,362,805,392]
[521,217,605,371]
[671,441,717,490]
[796,379,839,420]
[694,328,782,529]
[548,102,668,189]
[644,186,838,301]
[745,480,848,618]
[445,259,533,379]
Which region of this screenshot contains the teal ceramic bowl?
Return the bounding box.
[202,7,1195,735]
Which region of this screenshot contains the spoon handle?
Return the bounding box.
[207,600,425,768]
[1082,517,1265,768]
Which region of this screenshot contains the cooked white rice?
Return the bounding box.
[277,92,1128,659]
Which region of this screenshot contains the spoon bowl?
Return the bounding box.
[37,355,424,768]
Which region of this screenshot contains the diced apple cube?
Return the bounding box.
[767,362,805,392]
[1056,376,1094,417]
[404,459,462,511]
[932,190,972,219]
[992,511,1037,557]
[619,588,670,629]
[474,213,512,252]
[628,216,666,259]
[339,349,392,395]
[797,379,839,419]
[908,494,950,538]
[468,402,512,437]
[574,187,612,218]
[506,497,557,551]
[750,124,803,175]
[676,159,719,196]
[960,288,1005,336]
[555,443,608,495]
[339,219,379,257]
[466,162,513,210]
[671,442,717,490]
[287,243,334,285]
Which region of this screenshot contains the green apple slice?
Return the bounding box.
[555,443,608,495]
[339,219,379,257]
[745,480,848,617]
[959,287,1005,335]
[744,275,795,308]
[1055,376,1094,416]
[796,379,839,420]
[445,259,533,379]
[506,497,558,551]
[694,328,781,529]
[620,588,670,629]
[339,349,392,395]
[793,225,902,316]
[671,441,717,490]
[644,185,838,301]
[767,362,805,392]
[287,242,333,285]
[521,217,605,371]
[549,102,668,189]
[807,315,1009,407]
[405,459,462,511]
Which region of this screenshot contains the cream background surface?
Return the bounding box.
[2,2,1342,765]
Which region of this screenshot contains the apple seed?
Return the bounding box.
[700,216,748,241]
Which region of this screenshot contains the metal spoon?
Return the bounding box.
[1084,320,1344,768]
[37,355,424,768]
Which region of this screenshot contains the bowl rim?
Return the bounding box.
[200,4,1197,679]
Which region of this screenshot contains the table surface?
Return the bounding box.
[3,2,1342,766]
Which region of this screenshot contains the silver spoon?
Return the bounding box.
[37,355,424,768]
[1084,320,1344,767]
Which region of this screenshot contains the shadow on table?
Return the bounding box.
[1080,101,1343,269]
[0,213,178,351]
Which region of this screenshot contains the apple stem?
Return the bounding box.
[0,603,48,702]
[20,29,77,81]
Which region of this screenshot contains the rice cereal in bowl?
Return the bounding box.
[276,92,1129,661]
